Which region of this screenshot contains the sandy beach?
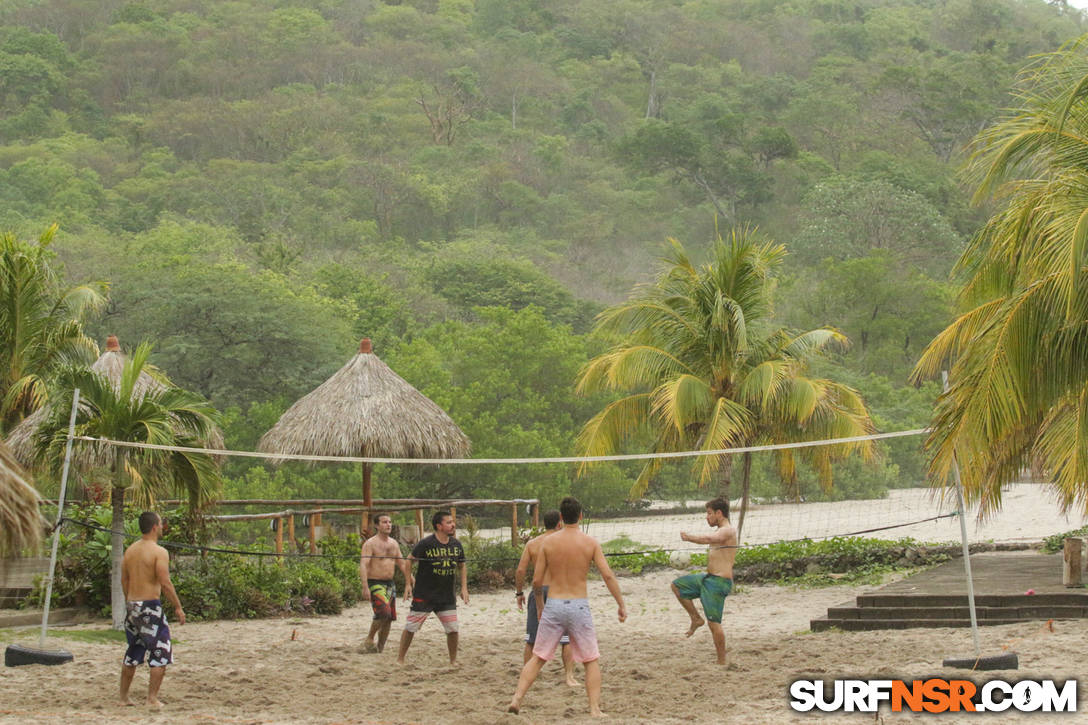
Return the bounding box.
[2,483,1087,724]
[2,565,1087,724]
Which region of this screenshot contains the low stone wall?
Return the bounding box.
[0,557,48,589]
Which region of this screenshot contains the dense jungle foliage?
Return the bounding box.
[2,0,1085,510]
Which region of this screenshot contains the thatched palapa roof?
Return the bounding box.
[258,338,470,460]
[5,335,223,468]
[0,439,44,555]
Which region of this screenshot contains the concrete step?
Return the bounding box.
[811,617,1038,632]
[0,607,93,628]
[857,593,1088,608]
[827,604,1088,620]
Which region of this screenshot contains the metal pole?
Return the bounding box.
[943,372,981,659]
[40,388,80,648]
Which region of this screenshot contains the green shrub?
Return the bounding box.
[1043,526,1088,554]
[27,504,140,613]
[601,536,670,575]
[463,536,520,589]
[288,563,344,614]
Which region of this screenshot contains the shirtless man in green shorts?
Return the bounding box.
[671,497,737,665]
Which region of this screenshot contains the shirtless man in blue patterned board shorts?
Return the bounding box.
[360,513,410,653]
[507,497,626,718]
[119,511,185,709]
[671,497,738,665]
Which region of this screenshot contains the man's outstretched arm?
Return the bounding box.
[680,529,733,546]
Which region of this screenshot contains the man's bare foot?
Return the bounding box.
[358,641,378,654]
[685,617,705,637]
[565,674,579,687]
[507,701,520,714]
[590,708,607,718]
[147,699,164,709]
[119,698,135,707]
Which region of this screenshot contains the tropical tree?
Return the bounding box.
[575,228,876,535]
[0,224,106,434]
[913,37,1088,516]
[36,343,221,628]
[0,439,43,556]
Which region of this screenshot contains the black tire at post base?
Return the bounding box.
[941,653,1018,671]
[4,643,74,667]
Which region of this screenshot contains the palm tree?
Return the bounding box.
[0,439,43,556]
[0,224,106,434]
[576,228,876,533]
[36,343,221,629]
[913,37,1088,516]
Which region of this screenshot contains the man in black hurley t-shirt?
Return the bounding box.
[397,510,469,665]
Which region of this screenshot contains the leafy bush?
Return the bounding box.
[1043,526,1088,554]
[601,536,670,575]
[463,534,520,589]
[27,503,140,614]
[288,563,344,615]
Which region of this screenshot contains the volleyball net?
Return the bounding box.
[44,424,1079,564]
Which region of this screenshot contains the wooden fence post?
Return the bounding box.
[287,514,295,552]
[450,507,456,525]
[1064,538,1083,587]
[415,509,425,539]
[531,502,539,529]
[309,514,317,554]
[275,517,284,562]
[511,503,518,545]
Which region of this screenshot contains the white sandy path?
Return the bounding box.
[2,563,1087,725]
[482,483,1088,550]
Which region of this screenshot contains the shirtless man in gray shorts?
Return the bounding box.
[507,497,626,717]
[515,509,575,685]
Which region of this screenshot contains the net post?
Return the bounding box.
[40,388,80,649]
[944,371,981,660]
[511,503,518,545]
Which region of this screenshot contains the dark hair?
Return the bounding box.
[374,513,392,525]
[706,498,729,518]
[559,497,581,525]
[542,510,561,530]
[138,511,160,534]
[432,511,452,529]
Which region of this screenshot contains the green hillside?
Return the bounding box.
[2,0,1084,506]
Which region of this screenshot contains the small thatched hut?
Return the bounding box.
[0,439,43,556]
[6,335,223,470]
[258,338,470,528]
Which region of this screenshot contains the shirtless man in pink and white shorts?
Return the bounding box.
[507,497,626,717]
